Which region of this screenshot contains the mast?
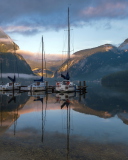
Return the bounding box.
[67,7,70,72]
[42,36,44,80]
[68,7,70,60]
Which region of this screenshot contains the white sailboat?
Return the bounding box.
[1,78,21,91]
[27,36,46,91]
[55,8,77,92]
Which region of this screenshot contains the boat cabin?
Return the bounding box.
[62,80,70,85]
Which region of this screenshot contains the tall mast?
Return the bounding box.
[67,7,70,72]
[68,7,70,60]
[42,36,44,78]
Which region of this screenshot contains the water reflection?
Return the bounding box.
[56,93,72,159]
[0,91,29,136]
[33,93,47,143]
[0,84,128,159]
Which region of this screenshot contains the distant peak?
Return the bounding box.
[123,38,128,43]
[118,38,128,50]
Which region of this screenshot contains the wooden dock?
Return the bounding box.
[19,81,87,94]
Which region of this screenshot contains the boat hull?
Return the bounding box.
[0,83,21,91]
[55,84,77,92]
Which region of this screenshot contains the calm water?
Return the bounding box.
[0,83,128,160]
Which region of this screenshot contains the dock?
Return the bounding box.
[19,81,87,94]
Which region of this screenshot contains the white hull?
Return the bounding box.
[0,83,21,91]
[27,82,46,91]
[55,80,77,92]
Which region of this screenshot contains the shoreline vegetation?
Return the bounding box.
[101,70,128,87]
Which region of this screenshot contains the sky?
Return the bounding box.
[1,0,128,57]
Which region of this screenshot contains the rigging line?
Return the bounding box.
[35,39,42,69]
[14,43,19,79]
[71,29,75,54]
[44,50,47,78]
[62,28,68,65]
[4,31,19,78]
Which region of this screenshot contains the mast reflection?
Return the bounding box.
[56,92,73,160]
[33,92,47,143]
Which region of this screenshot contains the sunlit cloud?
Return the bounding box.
[4,25,43,35]
[0,38,10,43]
[81,2,127,18]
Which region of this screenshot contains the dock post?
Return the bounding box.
[78,81,81,101]
[83,81,86,87]
[79,81,81,93]
[83,81,86,93]
[52,86,54,93]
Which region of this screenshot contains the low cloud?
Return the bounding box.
[0,38,10,43]
[17,49,67,61]
[1,73,36,79]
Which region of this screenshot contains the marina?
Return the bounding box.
[0,1,128,159]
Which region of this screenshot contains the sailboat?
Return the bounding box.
[27,36,46,91]
[55,8,77,92]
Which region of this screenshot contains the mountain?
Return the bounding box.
[0,52,33,74]
[0,29,19,52]
[118,39,128,50]
[26,59,63,78]
[55,43,128,81]
[32,68,54,78]
[0,29,33,75]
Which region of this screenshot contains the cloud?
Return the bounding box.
[0,0,128,34]
[0,38,10,43]
[1,73,36,79]
[17,49,67,61]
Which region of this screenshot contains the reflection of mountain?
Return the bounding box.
[0,92,29,111]
[72,83,128,118]
[73,102,112,118]
[0,112,19,136]
[118,113,128,125]
[0,92,30,136]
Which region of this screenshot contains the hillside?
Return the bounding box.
[118,39,128,50]
[55,43,128,81]
[0,29,33,75]
[0,29,19,52]
[101,70,128,87]
[0,52,33,74]
[26,59,63,78]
